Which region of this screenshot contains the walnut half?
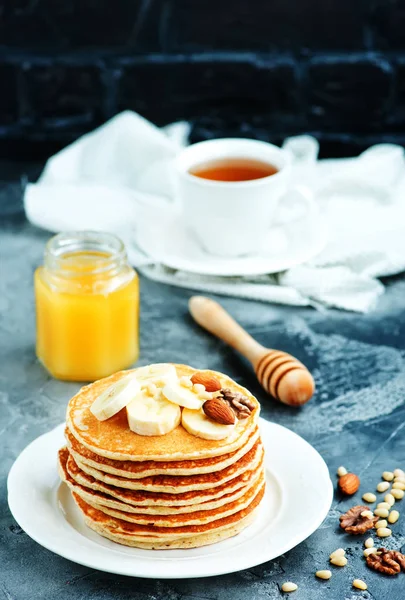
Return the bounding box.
[219,388,255,419]
[367,548,405,575]
[339,505,379,534]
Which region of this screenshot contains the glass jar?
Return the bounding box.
[34,231,139,381]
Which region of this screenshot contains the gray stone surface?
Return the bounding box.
[1,221,405,600]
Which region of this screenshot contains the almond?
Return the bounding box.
[203,398,236,425]
[339,473,360,495]
[191,372,222,392]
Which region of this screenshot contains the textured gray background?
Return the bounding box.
[1,220,405,600]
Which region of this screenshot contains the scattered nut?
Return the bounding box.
[394,469,405,478]
[340,505,378,534]
[352,579,367,590]
[377,502,391,510]
[385,493,395,506]
[363,492,377,503]
[330,556,347,567]
[377,527,392,538]
[388,510,399,524]
[364,547,378,557]
[202,398,236,425]
[382,471,394,481]
[367,548,405,575]
[198,390,213,400]
[219,388,255,419]
[193,383,206,394]
[315,570,332,580]
[339,473,360,495]
[361,510,374,519]
[391,489,404,500]
[190,372,222,392]
[375,519,388,529]
[394,476,405,484]
[281,582,298,593]
[377,481,390,493]
[392,481,405,490]
[337,466,348,477]
[374,508,389,518]
[364,537,374,548]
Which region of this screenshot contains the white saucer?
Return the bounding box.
[135,210,327,277]
[8,419,332,579]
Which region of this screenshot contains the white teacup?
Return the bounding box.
[174,138,318,257]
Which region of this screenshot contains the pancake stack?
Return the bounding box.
[58,364,265,549]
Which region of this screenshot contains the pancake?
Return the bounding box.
[65,448,264,507]
[73,483,265,547]
[70,468,265,527]
[82,475,264,527]
[58,447,264,515]
[65,426,260,478]
[82,508,259,550]
[71,440,263,493]
[66,365,260,461]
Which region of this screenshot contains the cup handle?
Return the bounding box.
[273,184,318,227]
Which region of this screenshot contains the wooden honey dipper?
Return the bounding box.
[189,296,315,406]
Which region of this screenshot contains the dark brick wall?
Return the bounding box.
[1,0,405,159]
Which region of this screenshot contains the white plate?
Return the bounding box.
[135,211,327,277]
[8,419,333,579]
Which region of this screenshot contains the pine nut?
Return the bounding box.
[362,492,377,503]
[329,548,345,559]
[377,502,390,510]
[147,382,158,396]
[382,471,394,481]
[392,481,405,490]
[193,383,205,393]
[361,510,374,519]
[377,527,392,537]
[364,537,374,548]
[374,508,389,518]
[281,582,298,593]
[394,469,405,478]
[388,510,399,524]
[377,481,390,493]
[364,547,378,557]
[392,489,404,499]
[394,476,405,484]
[337,466,348,477]
[180,376,193,388]
[353,579,367,591]
[375,519,387,529]
[384,493,395,506]
[315,570,332,580]
[198,390,212,400]
[330,556,347,567]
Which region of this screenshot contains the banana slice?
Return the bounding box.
[182,407,235,440]
[162,381,204,410]
[90,375,141,421]
[126,389,181,436]
[135,363,177,387]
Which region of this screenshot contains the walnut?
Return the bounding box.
[219,388,255,419]
[339,505,379,534]
[366,548,405,575]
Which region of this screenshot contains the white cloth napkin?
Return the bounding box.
[24,111,405,312]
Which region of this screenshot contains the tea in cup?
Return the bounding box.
[175,138,317,257]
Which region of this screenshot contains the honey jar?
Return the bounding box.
[34,231,139,381]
